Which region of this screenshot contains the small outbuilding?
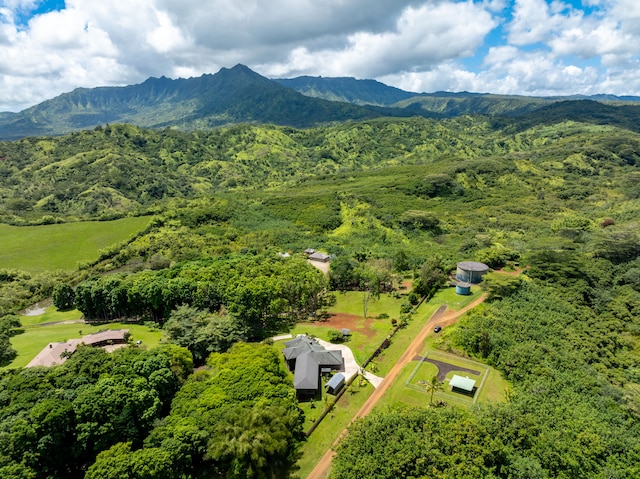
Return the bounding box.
[450,375,476,395]
[325,372,346,395]
[309,252,331,263]
[455,282,472,295]
[456,261,489,284]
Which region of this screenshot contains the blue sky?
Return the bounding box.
[1,0,639,111]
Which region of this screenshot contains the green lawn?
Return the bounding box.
[372,301,440,376]
[19,304,81,326]
[430,285,481,311]
[295,381,374,479]
[4,306,164,370]
[329,290,408,318]
[0,216,151,272]
[375,348,508,411]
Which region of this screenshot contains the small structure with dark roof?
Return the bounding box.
[309,252,331,263]
[456,261,489,284]
[282,335,344,398]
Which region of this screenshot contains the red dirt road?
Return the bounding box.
[306,294,487,479]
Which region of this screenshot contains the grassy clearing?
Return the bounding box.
[295,381,374,479]
[372,301,440,376]
[328,290,407,318]
[430,285,482,311]
[407,350,489,408]
[289,291,405,364]
[0,216,151,272]
[19,305,81,326]
[4,307,163,370]
[376,348,507,412]
[289,320,391,366]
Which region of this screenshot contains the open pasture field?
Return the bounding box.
[0,216,151,272]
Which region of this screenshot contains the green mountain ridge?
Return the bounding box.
[3,64,640,140]
[0,65,402,140]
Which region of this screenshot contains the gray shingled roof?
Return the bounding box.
[284,335,344,393]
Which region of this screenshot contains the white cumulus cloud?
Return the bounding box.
[0,0,639,111]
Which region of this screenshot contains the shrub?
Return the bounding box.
[601,218,615,228]
[328,329,345,343]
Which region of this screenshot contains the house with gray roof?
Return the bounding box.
[282,335,344,398]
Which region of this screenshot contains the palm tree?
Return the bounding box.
[422,375,443,406]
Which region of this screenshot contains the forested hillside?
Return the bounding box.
[0,109,640,478]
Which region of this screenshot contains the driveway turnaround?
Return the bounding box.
[315,338,383,387]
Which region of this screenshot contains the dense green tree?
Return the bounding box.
[481,272,524,301]
[74,255,326,333]
[85,442,174,479]
[357,259,393,318]
[413,256,448,299]
[593,227,640,263]
[208,404,302,479]
[398,210,441,232]
[329,256,361,291]
[164,305,246,365]
[52,283,75,311]
[331,406,504,479]
[0,332,16,366]
[140,343,303,479]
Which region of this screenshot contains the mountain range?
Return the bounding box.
[1,64,640,140]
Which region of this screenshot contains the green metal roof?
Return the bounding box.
[450,375,476,392]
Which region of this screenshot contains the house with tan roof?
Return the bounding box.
[26,329,130,368]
